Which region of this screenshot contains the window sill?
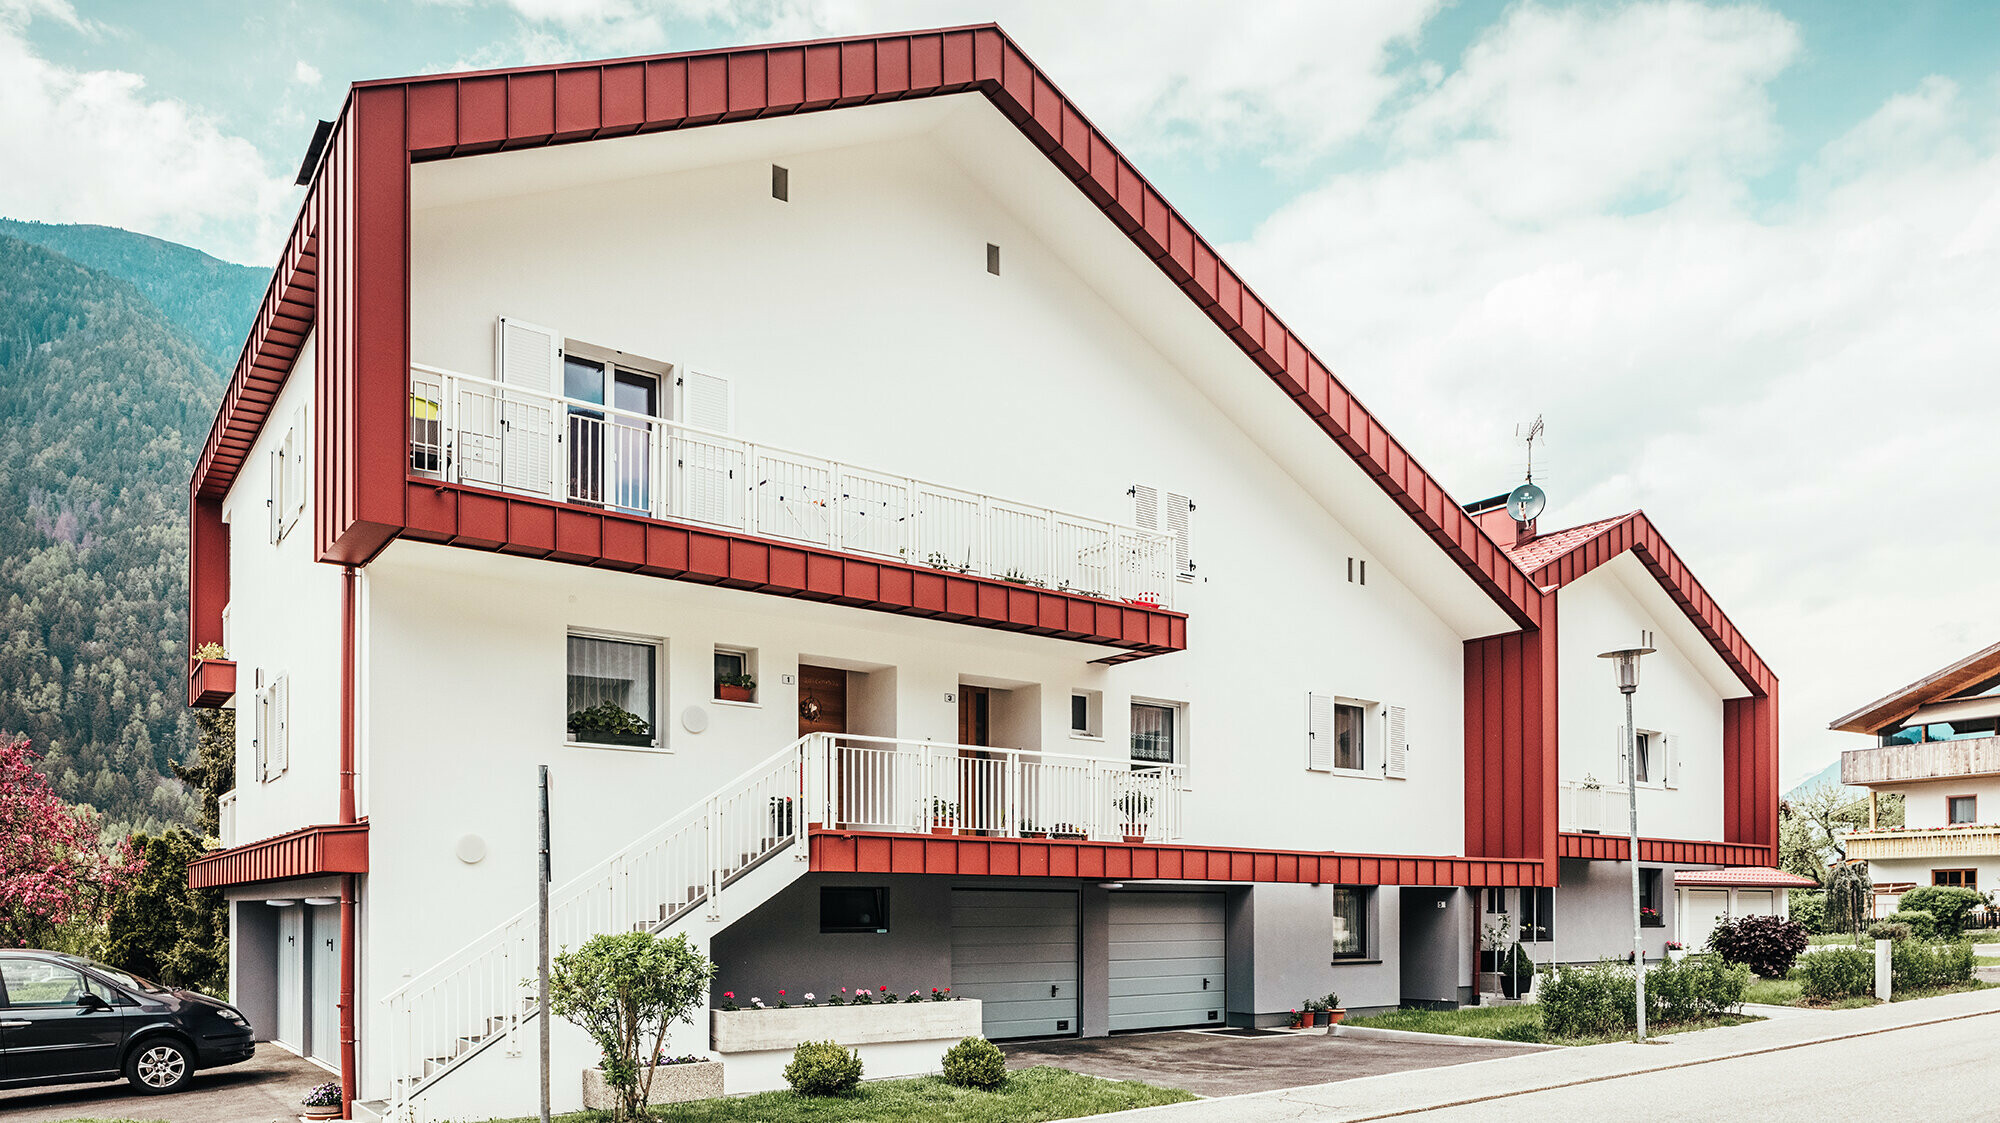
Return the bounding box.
[1329,958,1382,966]
[711,698,762,710]
[1328,768,1381,781]
[564,740,672,755]
[1069,732,1104,743]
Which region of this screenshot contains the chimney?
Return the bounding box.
[1464,494,1537,546]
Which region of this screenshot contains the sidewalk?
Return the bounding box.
[1083,986,2000,1123]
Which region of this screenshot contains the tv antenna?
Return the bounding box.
[1506,416,1547,524]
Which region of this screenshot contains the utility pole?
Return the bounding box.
[1599,636,1655,1044]
[539,766,552,1123]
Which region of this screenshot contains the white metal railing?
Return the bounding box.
[383,732,1186,1116]
[1558,780,1630,835]
[805,734,1186,843]
[409,364,1177,608]
[217,790,237,847]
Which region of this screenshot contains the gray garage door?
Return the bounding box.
[1108,891,1226,1031]
[950,889,1079,1039]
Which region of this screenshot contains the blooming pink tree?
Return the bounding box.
[0,739,141,946]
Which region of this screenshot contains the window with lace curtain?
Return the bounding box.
[567,634,658,748]
[1130,701,1178,764]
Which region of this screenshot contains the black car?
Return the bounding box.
[0,948,255,1094]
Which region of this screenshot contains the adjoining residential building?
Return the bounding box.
[1833,640,2000,916]
[181,27,1781,1121]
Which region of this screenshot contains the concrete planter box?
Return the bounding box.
[711,1000,981,1052]
[581,1059,724,1110]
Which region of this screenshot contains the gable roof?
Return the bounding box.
[1829,639,2000,735]
[193,23,1541,629]
[1502,511,1774,696]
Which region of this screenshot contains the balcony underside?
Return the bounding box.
[810,829,1548,887]
[1557,832,1773,867]
[402,481,1187,659]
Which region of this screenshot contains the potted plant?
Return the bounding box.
[1050,821,1085,841]
[1113,791,1152,843]
[1018,819,1047,839]
[188,641,237,707]
[1499,942,1534,999]
[568,702,653,747]
[930,799,959,835]
[1665,940,1687,963]
[717,673,756,703]
[1322,993,1345,1025]
[1478,912,1512,1000]
[301,1081,342,1120]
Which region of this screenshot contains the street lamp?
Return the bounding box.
[1599,634,1655,1043]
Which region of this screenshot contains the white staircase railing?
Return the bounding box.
[382,737,810,1115]
[380,734,1186,1116]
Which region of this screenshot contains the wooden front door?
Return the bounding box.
[957,688,993,833]
[798,665,847,738]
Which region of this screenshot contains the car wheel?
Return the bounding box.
[126,1038,194,1093]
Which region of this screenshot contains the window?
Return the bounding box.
[0,959,92,1007]
[821,887,888,933]
[269,411,306,543]
[1130,702,1177,764]
[1334,703,1365,770]
[1070,691,1102,739]
[567,635,658,748]
[1933,869,1977,888]
[1330,888,1368,959]
[714,648,755,703]
[1632,731,1653,785]
[1640,869,1664,927]
[1486,887,1504,914]
[1520,887,1555,942]
[1948,796,1977,824]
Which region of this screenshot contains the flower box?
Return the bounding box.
[581,1059,723,1110]
[188,657,237,709]
[717,684,755,703]
[711,1000,982,1053]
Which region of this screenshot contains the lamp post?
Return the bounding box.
[1599,636,1655,1043]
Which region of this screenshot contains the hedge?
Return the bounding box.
[1891,940,1975,992]
[1539,956,1748,1039]
[1894,887,1984,938]
[1796,946,1873,1002]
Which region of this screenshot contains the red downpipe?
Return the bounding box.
[339,566,358,1119]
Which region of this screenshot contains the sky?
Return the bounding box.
[6,0,1999,787]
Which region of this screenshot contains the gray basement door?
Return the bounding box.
[949,888,1080,1039]
[1108,891,1226,1031]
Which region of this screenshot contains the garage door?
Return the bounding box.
[1735,890,1776,918]
[1681,889,1729,948]
[1108,892,1226,1031]
[950,889,1079,1039]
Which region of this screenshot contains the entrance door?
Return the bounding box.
[307,904,340,1065]
[798,665,847,738]
[1681,889,1730,948]
[275,906,304,1050]
[956,688,995,833]
[950,889,1079,1039]
[1107,892,1226,1030]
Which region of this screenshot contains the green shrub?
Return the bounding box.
[1891,940,1974,992]
[940,1036,1007,1089]
[1538,961,1633,1039]
[1709,915,1809,978]
[1787,890,1826,935]
[1867,921,1913,942]
[783,1040,862,1096]
[1881,910,1936,940]
[1895,887,1984,938]
[1646,954,1748,1023]
[1796,946,1874,1002]
[548,931,713,1119]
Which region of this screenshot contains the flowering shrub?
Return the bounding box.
[302,1081,342,1108]
[720,991,739,1011]
[718,983,962,1008]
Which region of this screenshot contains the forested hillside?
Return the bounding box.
[0,230,261,835]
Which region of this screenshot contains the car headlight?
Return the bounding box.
[215,1007,249,1027]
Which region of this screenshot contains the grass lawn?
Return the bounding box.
[1343,1004,1757,1046]
[484,1066,1193,1123]
[1975,955,1999,967]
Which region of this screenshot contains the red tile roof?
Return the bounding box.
[1500,514,1633,574]
[1673,866,1817,888]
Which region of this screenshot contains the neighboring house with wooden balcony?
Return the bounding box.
[179,27,1777,1122]
[1832,640,2000,915]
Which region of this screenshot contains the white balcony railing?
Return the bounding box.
[217,790,237,847]
[409,364,1178,608]
[1558,779,1630,835]
[1844,823,2000,861]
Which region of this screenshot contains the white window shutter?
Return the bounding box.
[268,448,281,544]
[1307,692,1333,772]
[682,370,733,433]
[1166,492,1194,577]
[254,683,269,781]
[287,406,307,530]
[1131,484,1159,530]
[496,317,561,496]
[271,675,290,777]
[497,317,560,392]
[1664,733,1681,789]
[1616,725,1630,785]
[1385,705,1409,778]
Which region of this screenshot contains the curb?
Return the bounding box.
[1331,1024,1564,1051]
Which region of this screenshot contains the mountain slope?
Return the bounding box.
[0,218,267,370]
[0,233,226,832]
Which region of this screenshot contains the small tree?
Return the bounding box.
[548,930,713,1120]
[1822,861,1872,940]
[1709,915,1808,978]
[100,829,226,994]
[0,738,141,946]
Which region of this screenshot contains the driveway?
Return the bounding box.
[1003,1028,1543,1097]
[0,1043,326,1123]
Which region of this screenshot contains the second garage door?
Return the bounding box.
[950,889,1080,1039]
[1108,891,1226,1031]
[1680,888,1730,948]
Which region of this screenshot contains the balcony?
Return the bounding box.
[1845,823,2000,861]
[409,365,1178,609]
[1559,779,1630,835]
[810,734,1185,843]
[1842,736,2000,786]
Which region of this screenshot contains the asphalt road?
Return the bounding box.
[0,1043,326,1123]
[1405,1012,2000,1120]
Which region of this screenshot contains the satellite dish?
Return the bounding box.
[1506,482,1547,523]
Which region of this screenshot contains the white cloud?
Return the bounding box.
[0,4,295,263]
[1229,2,2000,782]
[294,59,321,85]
